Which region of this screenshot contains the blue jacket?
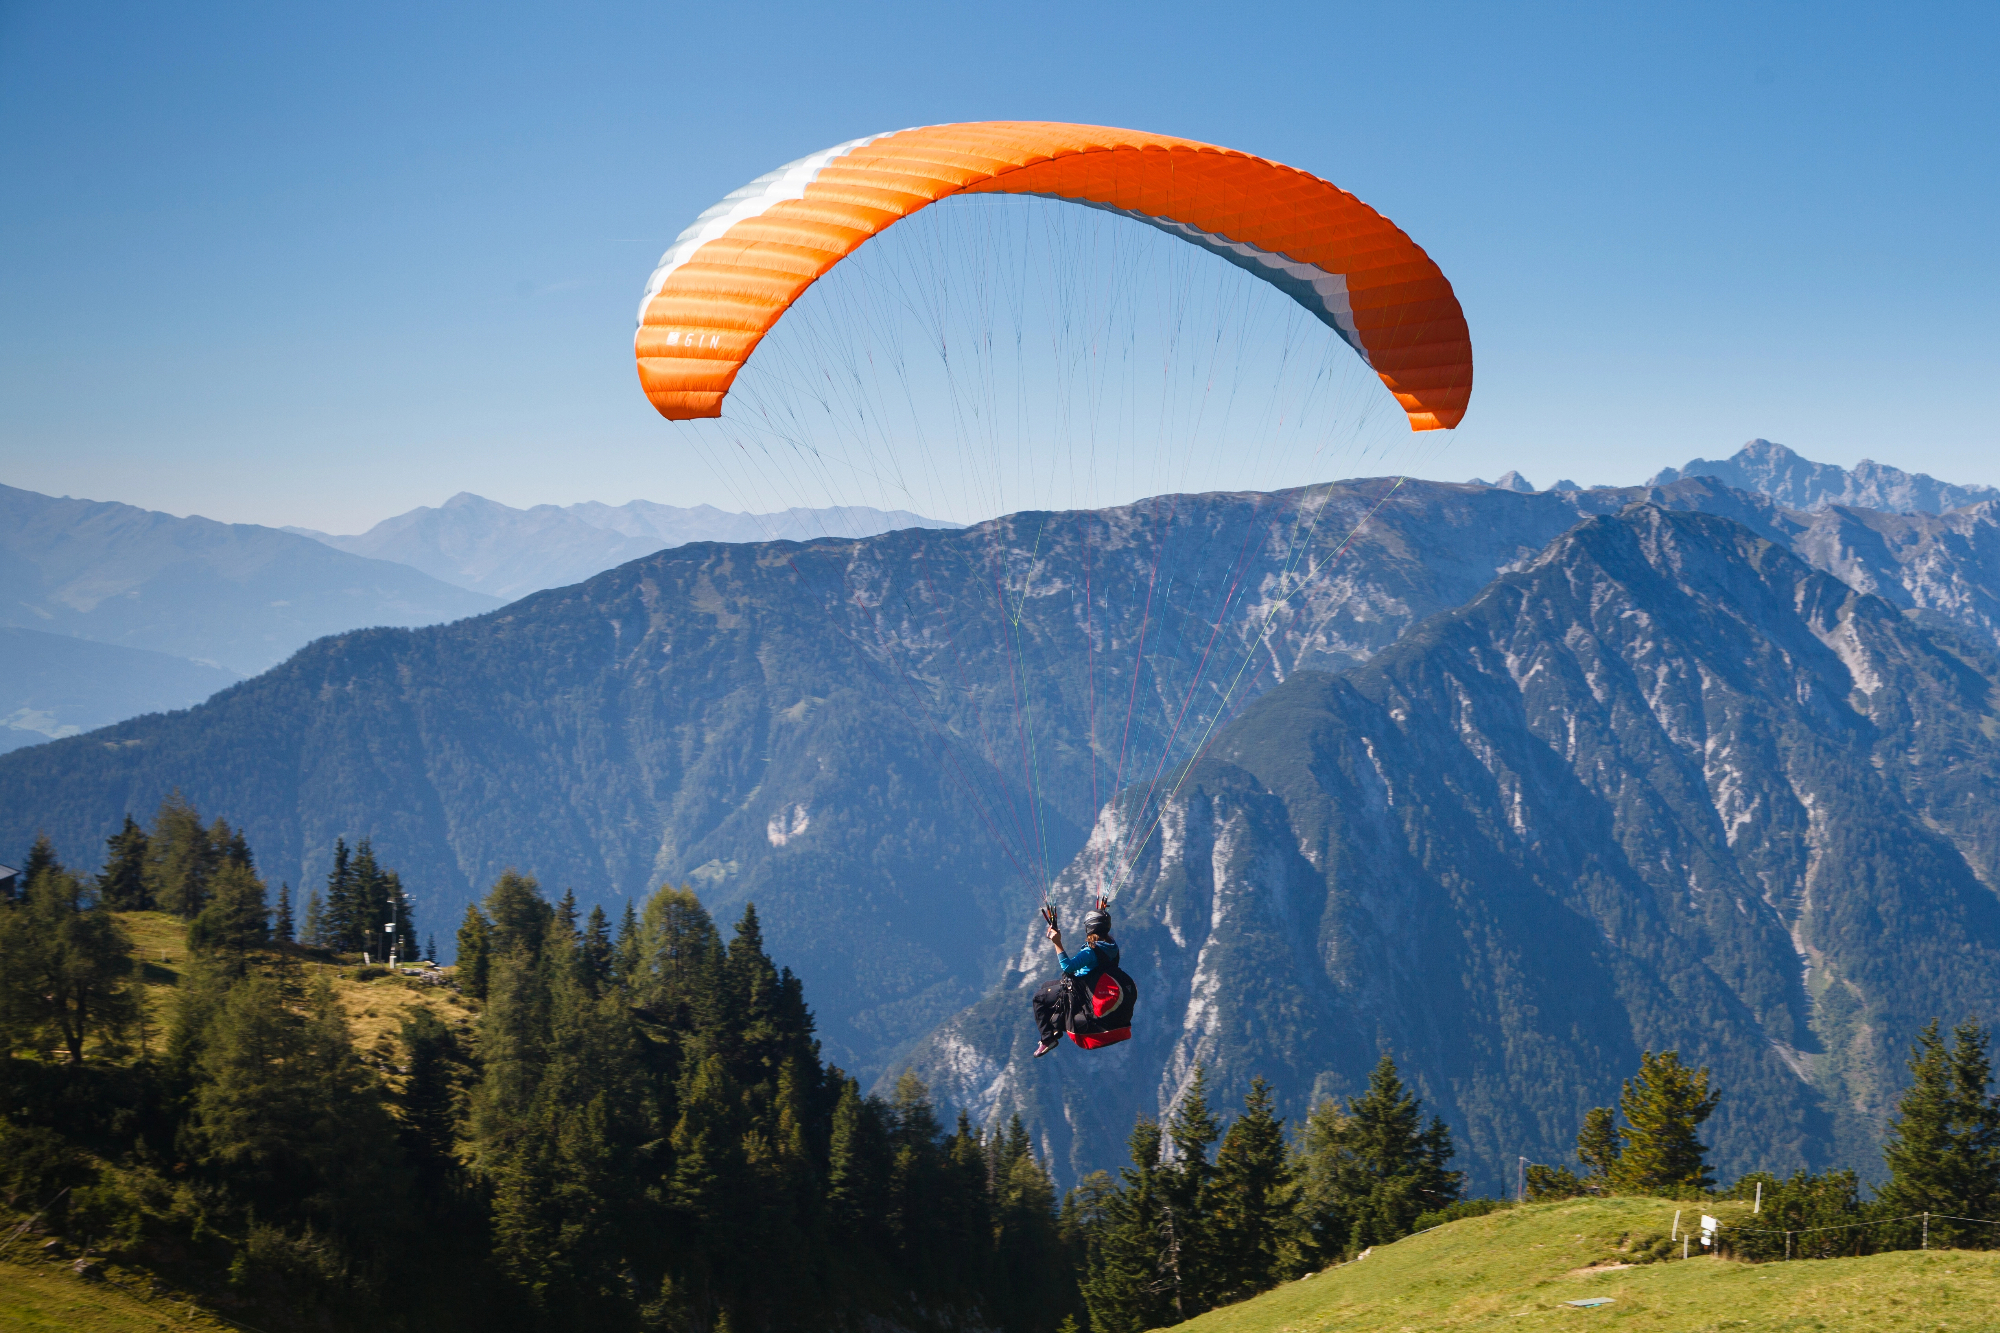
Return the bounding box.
[1059,938,1119,981]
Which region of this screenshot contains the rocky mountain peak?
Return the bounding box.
[1648,439,1998,514]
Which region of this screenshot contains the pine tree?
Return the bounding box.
[484,870,552,963]
[556,887,579,937]
[1576,1105,1621,1190]
[272,883,295,944]
[322,837,356,951]
[1084,1117,1176,1333]
[426,932,438,965]
[615,899,640,984]
[1210,1077,1294,1299]
[303,888,326,948]
[887,1071,945,1264]
[97,816,151,910]
[20,833,60,886]
[0,865,139,1064]
[578,905,613,995]
[398,1007,460,1183]
[1158,1066,1221,1319]
[1610,1051,1719,1194]
[216,820,252,870]
[145,793,217,917]
[1877,1019,2000,1247]
[457,904,492,1001]
[348,839,388,957]
[631,886,723,1030]
[1295,1056,1461,1258]
[187,859,269,971]
[827,1077,892,1248]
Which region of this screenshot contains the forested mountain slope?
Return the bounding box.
[8,476,2000,1112]
[911,506,2000,1190]
[0,479,1659,1077]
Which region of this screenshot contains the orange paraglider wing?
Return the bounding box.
[636,122,1471,431]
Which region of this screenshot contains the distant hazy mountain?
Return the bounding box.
[290,493,956,600]
[0,484,500,675]
[1649,438,1999,514]
[911,506,2000,1187]
[0,626,241,755]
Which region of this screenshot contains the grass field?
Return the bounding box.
[1172,1196,2000,1333]
[0,1255,233,1331]
[117,911,472,1089]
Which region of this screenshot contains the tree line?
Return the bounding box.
[6,803,2000,1331]
[1524,1032,2000,1259]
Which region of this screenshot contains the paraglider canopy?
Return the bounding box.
[636,121,1472,431]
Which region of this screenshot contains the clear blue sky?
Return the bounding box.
[2,0,1994,532]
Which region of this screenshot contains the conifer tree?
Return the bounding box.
[145,793,217,917]
[556,886,579,937]
[272,883,295,943]
[1576,1105,1621,1190]
[1877,1019,2000,1247]
[1295,1055,1461,1257]
[20,832,60,887]
[0,865,138,1064]
[579,904,613,995]
[887,1071,945,1261]
[1610,1051,1718,1194]
[303,887,326,948]
[1084,1117,1175,1333]
[397,1007,460,1182]
[1157,1066,1221,1319]
[826,1076,891,1261]
[1210,1077,1294,1298]
[187,859,269,971]
[97,816,151,910]
[348,839,389,957]
[323,837,356,950]
[484,870,552,964]
[615,898,640,983]
[457,904,492,1000]
[216,820,252,869]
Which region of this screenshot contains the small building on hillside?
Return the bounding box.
[0,863,18,899]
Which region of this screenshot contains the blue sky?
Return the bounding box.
[2,0,1994,531]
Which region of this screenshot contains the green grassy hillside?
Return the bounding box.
[1173,1197,2000,1332]
[0,1255,233,1331]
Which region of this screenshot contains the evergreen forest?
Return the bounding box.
[4,801,2000,1332]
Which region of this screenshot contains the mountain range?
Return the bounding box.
[1648,438,2000,514]
[7,442,2000,1190]
[287,492,956,599]
[0,483,498,675]
[909,504,2000,1185]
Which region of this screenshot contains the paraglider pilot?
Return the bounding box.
[1033,897,1118,1058]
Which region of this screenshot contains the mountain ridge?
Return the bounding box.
[907,503,2000,1189]
[1647,438,1999,514]
[0,483,499,675]
[288,492,958,599]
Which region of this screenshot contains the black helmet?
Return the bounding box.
[1082,909,1112,939]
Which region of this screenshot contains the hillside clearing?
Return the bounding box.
[0,1255,232,1331]
[1172,1197,2000,1332]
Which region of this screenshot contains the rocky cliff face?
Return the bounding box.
[909,506,2000,1190]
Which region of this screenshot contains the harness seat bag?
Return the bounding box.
[1067,965,1138,1050]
